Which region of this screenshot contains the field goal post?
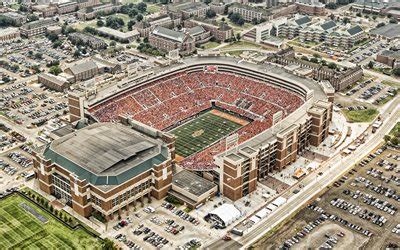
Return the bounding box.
[226,133,239,152]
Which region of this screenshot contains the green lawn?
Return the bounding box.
[382,80,400,88]
[389,122,400,137]
[203,41,221,50]
[122,0,141,3]
[221,40,262,51]
[0,194,102,249]
[342,108,378,123]
[147,4,160,14]
[170,111,243,157]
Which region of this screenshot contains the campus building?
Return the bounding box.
[20,18,58,38]
[165,2,210,19]
[96,27,140,43]
[184,18,234,42]
[0,27,20,43]
[269,47,363,90]
[0,12,27,26]
[68,32,108,50]
[279,16,365,49]
[295,0,326,15]
[33,119,174,219]
[149,26,196,55]
[135,14,181,37]
[228,3,271,22]
[376,49,400,69]
[76,3,121,20]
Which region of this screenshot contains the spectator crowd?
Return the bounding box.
[89,71,304,170]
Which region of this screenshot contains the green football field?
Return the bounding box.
[170,111,243,158]
[0,194,101,249]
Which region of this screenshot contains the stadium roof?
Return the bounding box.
[42,123,169,188]
[172,170,217,197]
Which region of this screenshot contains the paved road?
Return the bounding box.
[238,97,400,249]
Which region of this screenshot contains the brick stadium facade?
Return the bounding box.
[67,57,334,202]
[33,119,174,220]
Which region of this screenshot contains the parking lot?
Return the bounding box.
[0,145,34,192]
[108,200,223,250]
[344,78,397,105]
[1,80,68,129]
[253,145,400,249]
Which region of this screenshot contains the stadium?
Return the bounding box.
[67,56,333,202]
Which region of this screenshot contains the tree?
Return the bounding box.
[301,56,309,61]
[84,26,97,34]
[389,18,398,24]
[206,9,216,18]
[356,12,362,17]
[326,3,337,9]
[136,14,143,22]
[53,40,63,48]
[384,135,391,142]
[393,68,400,76]
[129,8,138,18]
[106,16,124,29]
[328,62,337,70]
[391,137,399,145]
[376,22,385,28]
[97,20,104,27]
[368,61,374,69]
[19,5,29,12]
[27,14,39,22]
[310,58,319,63]
[204,0,212,4]
[0,16,16,27]
[34,53,43,60]
[137,2,147,12]
[127,20,135,31]
[49,65,62,76]
[101,238,117,250]
[221,17,226,22]
[47,33,58,42]
[343,17,350,24]
[228,13,245,26]
[313,53,321,58]
[110,41,116,47]
[236,33,241,41]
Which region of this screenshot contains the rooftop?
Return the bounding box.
[370,23,400,39]
[42,123,169,188]
[172,170,217,197]
[0,27,19,36]
[97,26,139,39]
[380,49,400,59]
[152,26,185,43]
[67,60,98,75]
